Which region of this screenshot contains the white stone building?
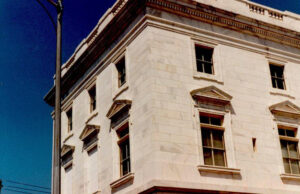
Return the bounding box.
[44,0,300,193]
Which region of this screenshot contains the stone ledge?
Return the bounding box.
[110,172,134,189]
[85,141,98,152]
[198,165,241,175]
[62,160,73,169]
[270,90,295,99]
[63,133,74,143]
[280,173,300,181]
[193,72,224,85]
[113,84,129,101]
[85,112,99,124]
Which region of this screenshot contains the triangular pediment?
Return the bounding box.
[191,86,232,105]
[270,101,300,117]
[61,144,75,157]
[106,99,132,119]
[79,124,100,141]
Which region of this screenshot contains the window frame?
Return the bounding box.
[278,126,300,175]
[200,113,227,167]
[116,122,131,177]
[115,56,126,88]
[195,44,214,75]
[66,108,73,133]
[269,63,286,90]
[88,85,96,113]
[191,39,223,84]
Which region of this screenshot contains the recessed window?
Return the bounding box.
[200,113,226,167]
[83,131,98,151]
[66,108,73,132]
[279,127,300,174]
[270,64,285,90]
[116,57,126,87]
[117,123,131,176]
[195,45,214,74]
[88,86,96,112]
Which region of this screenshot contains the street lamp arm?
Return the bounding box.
[46,0,57,7]
[35,0,57,31]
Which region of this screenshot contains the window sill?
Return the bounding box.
[280,173,300,181]
[85,111,98,124]
[110,172,134,190]
[62,160,73,169]
[113,83,129,101]
[270,88,295,99]
[197,165,241,175]
[193,72,223,84]
[63,133,74,143]
[85,141,98,152]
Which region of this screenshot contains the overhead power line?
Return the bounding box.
[3,188,31,194]
[6,180,51,190]
[5,186,51,194]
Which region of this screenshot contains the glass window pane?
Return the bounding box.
[283,158,291,174]
[276,79,285,90]
[281,141,289,158]
[271,78,277,88]
[201,129,211,147]
[212,130,224,149]
[291,160,300,174]
[200,115,209,124]
[211,117,221,126]
[203,148,213,165]
[288,142,299,159]
[204,63,213,74]
[286,130,295,137]
[278,128,286,136]
[214,150,226,167]
[197,62,204,72]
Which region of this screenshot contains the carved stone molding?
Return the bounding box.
[269,100,300,118]
[146,0,300,49]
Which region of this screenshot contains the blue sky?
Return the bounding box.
[0,0,299,193]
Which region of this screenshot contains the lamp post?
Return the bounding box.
[36,0,63,193]
[52,1,63,194]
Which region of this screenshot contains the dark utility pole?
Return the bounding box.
[53,0,63,194]
[0,179,3,193]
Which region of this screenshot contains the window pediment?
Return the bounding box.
[61,144,75,157]
[191,86,232,105]
[269,101,300,118]
[106,99,132,119]
[79,124,100,141]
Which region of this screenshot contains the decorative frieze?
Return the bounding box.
[146,0,300,48]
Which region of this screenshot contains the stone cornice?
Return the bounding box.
[44,0,300,107]
[146,0,300,49]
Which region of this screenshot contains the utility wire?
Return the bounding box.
[5,180,50,190]
[5,186,51,194]
[3,188,31,194]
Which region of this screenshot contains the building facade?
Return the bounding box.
[44,0,300,193]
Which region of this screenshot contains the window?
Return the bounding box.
[66,108,73,132]
[117,123,131,176]
[195,45,214,74]
[83,131,98,151]
[200,113,226,167]
[88,86,96,112]
[61,145,75,169]
[116,57,126,87]
[270,64,285,90]
[279,127,300,174]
